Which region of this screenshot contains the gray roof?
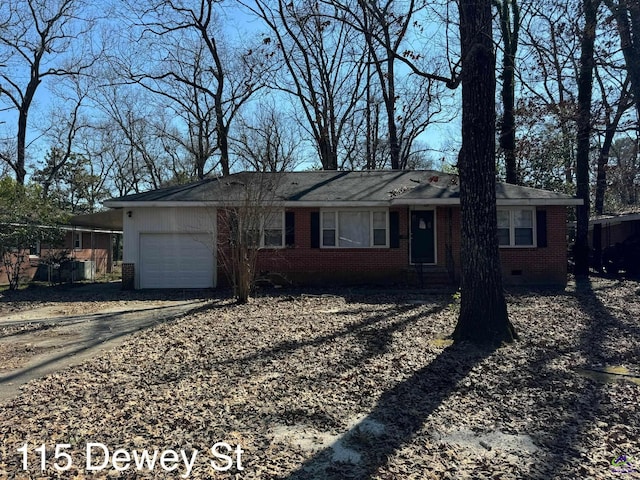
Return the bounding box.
[70,209,123,231]
[104,171,582,207]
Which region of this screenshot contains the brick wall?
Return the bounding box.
[216,207,411,286]
[0,250,37,286]
[215,205,570,288]
[498,206,568,286]
[122,263,135,290]
[64,231,113,274]
[255,207,410,285]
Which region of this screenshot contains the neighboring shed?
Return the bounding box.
[589,212,640,248]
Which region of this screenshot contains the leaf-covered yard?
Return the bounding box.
[0,277,639,479]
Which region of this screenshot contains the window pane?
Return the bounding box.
[498,228,510,246]
[264,229,283,247]
[338,211,370,247]
[514,210,533,228]
[515,228,533,246]
[497,210,510,228]
[265,213,283,229]
[322,229,336,246]
[373,229,386,246]
[322,212,336,229]
[373,211,386,229]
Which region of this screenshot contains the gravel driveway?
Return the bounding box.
[0,282,212,401]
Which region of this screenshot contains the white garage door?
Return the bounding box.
[139,233,215,289]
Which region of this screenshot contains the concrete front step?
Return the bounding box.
[406,265,456,287]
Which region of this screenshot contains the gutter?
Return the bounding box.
[105,198,584,208]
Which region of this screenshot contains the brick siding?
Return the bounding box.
[216,205,569,288]
[499,207,568,286]
[122,263,135,290]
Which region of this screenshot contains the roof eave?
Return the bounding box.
[496,198,583,206]
[105,198,583,208]
[391,198,583,206]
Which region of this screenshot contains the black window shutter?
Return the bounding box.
[536,209,548,248]
[310,212,320,248]
[389,211,400,248]
[285,211,295,247]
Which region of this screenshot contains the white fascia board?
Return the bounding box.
[104,200,391,208]
[390,198,459,206]
[590,212,640,225]
[104,201,218,208]
[104,198,583,209]
[65,227,123,234]
[391,198,582,206]
[6,222,122,234]
[281,201,390,208]
[496,198,583,206]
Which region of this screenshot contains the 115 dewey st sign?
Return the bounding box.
[17,441,244,478]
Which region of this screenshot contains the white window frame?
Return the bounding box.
[29,240,41,258]
[73,231,82,250]
[320,209,389,248]
[252,210,285,249]
[497,207,536,248]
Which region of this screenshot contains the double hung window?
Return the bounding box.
[321,210,388,248]
[497,208,535,247]
[247,211,284,248]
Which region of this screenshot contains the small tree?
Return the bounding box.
[215,173,283,304]
[0,178,66,289]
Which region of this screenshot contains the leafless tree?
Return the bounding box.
[494,0,521,184]
[120,0,269,177]
[591,60,634,267]
[332,0,458,170]
[136,42,220,180]
[233,102,303,172]
[607,135,640,208]
[92,82,183,192]
[452,0,517,344]
[0,0,99,184]
[573,0,601,276]
[242,0,367,170]
[215,173,284,303]
[518,0,582,185]
[35,74,90,199]
[603,0,640,122]
[356,0,426,170]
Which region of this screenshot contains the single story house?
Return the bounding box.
[103,170,582,289]
[0,210,122,286]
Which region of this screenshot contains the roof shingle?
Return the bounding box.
[104,170,581,206]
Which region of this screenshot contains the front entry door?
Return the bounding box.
[411,210,435,264]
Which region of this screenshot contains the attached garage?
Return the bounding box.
[116,207,217,289]
[139,233,215,289]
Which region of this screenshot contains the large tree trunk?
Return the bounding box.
[15,73,41,185]
[574,0,601,277]
[605,0,640,121]
[496,0,520,184]
[592,78,630,271]
[453,0,517,346]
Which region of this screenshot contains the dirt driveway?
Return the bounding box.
[0,282,212,402]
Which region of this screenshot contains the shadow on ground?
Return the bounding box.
[528,277,639,479]
[0,300,216,401]
[280,341,493,479]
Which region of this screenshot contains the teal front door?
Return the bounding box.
[411,210,435,264]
